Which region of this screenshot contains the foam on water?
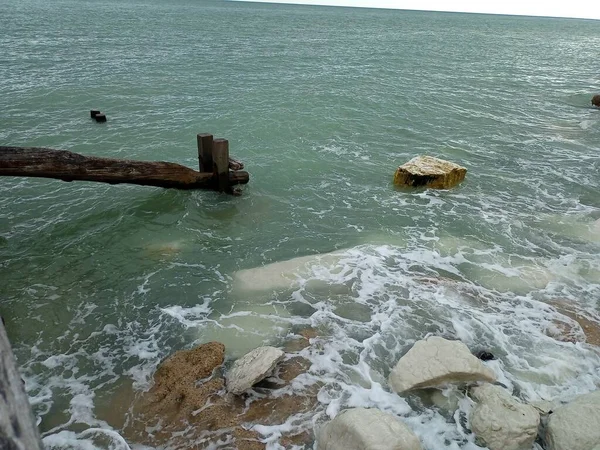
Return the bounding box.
[156,241,599,448]
[2,0,600,448]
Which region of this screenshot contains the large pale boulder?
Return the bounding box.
[389,336,496,393]
[226,346,285,395]
[393,156,466,189]
[470,384,540,450]
[545,390,600,450]
[318,408,422,450]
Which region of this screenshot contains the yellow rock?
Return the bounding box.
[393,156,467,189]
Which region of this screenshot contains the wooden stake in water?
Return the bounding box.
[197,133,214,173]
[212,138,230,192]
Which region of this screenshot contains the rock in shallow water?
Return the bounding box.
[227,346,285,395]
[545,390,600,450]
[318,407,422,450]
[393,156,466,189]
[125,340,317,449]
[470,384,540,450]
[389,336,496,393]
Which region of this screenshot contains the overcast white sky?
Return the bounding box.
[239,0,600,20]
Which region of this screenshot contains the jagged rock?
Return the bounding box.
[227,346,285,395]
[123,341,316,449]
[143,341,225,421]
[318,408,422,450]
[393,156,466,189]
[545,390,600,450]
[592,95,600,107]
[469,384,540,450]
[389,336,496,393]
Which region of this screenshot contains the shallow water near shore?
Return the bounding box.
[1,0,600,448]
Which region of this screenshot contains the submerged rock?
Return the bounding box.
[192,302,292,358]
[393,155,466,189]
[318,408,422,450]
[427,388,463,414]
[227,346,285,395]
[545,390,600,450]
[389,336,496,393]
[232,251,342,293]
[469,384,540,450]
[547,300,600,347]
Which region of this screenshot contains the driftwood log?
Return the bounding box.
[0,146,249,191]
[0,318,44,450]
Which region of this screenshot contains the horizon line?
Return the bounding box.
[230,0,600,21]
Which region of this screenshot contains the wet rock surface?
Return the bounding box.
[469,384,540,450]
[545,390,600,450]
[227,346,285,395]
[389,336,496,393]
[122,337,317,449]
[318,407,423,450]
[393,156,467,189]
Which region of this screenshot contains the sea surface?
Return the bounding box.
[1,0,600,448]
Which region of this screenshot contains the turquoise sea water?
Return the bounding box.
[1,0,600,448]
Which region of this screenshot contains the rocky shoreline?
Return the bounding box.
[119,324,600,450]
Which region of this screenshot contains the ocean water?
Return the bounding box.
[1,0,600,448]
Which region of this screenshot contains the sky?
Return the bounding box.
[238,0,600,20]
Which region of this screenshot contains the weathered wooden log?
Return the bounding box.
[212,139,229,192]
[0,318,44,450]
[0,146,249,190]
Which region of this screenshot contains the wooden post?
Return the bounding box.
[197,133,213,173]
[0,319,44,450]
[212,138,229,192]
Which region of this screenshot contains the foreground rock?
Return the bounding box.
[545,390,600,450]
[124,339,317,449]
[393,156,467,189]
[318,408,422,450]
[470,384,539,450]
[227,346,285,395]
[143,341,225,421]
[389,336,496,393]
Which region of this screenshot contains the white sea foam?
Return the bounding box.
[235,243,600,448]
